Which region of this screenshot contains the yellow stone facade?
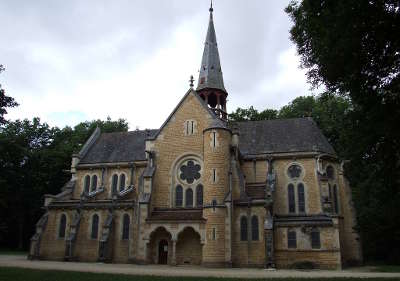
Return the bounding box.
[29,6,362,270]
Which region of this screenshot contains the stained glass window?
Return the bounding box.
[288,184,296,213]
[186,188,193,207]
[122,214,130,240]
[119,174,126,192]
[298,183,305,213]
[59,214,66,238]
[251,216,259,241]
[288,164,302,179]
[288,230,297,248]
[91,214,99,239]
[196,185,203,206]
[240,217,248,241]
[176,185,183,207]
[180,160,201,184]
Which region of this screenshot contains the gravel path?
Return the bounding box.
[0,255,399,279]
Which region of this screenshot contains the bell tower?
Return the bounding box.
[197,2,228,120]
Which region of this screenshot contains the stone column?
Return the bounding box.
[171,239,177,266]
[264,213,275,268]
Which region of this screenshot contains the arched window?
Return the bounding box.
[240,216,248,241]
[326,166,335,180]
[91,214,99,239]
[208,92,217,108]
[298,183,305,213]
[112,174,118,194]
[311,228,321,249]
[288,184,296,213]
[119,174,126,192]
[196,185,203,206]
[333,185,339,214]
[91,175,97,192]
[186,188,193,207]
[288,230,297,248]
[122,214,130,240]
[59,214,67,238]
[251,216,259,241]
[84,175,90,193]
[175,185,183,207]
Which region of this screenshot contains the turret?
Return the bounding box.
[202,118,232,266]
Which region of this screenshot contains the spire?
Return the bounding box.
[197,2,226,93]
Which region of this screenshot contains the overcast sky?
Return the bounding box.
[0,0,315,130]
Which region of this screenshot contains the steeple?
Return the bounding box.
[197,2,228,120]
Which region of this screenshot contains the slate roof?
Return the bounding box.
[234,118,335,156]
[79,129,158,164]
[196,5,226,93]
[79,118,334,164]
[147,208,205,221]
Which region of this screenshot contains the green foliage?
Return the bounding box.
[0,65,18,125]
[0,267,399,281]
[285,0,400,263]
[0,117,128,249]
[229,106,278,121]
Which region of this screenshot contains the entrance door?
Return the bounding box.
[158,240,168,264]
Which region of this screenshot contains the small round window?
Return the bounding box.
[179,160,201,184]
[287,164,302,179]
[326,166,335,180]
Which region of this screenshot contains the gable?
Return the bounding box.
[149,89,218,141]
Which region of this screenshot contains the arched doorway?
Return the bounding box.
[148,227,172,265]
[158,240,168,264]
[176,227,202,265]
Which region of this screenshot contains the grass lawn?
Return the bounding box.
[0,267,399,281]
[0,249,27,255]
[371,265,400,272]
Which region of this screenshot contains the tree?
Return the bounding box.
[0,65,18,125]
[0,117,128,250]
[229,106,278,121]
[0,118,56,249]
[286,0,400,263]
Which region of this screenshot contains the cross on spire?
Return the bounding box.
[189,75,194,88]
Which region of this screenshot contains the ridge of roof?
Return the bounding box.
[148,89,218,140]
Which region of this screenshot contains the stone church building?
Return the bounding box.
[29,5,362,269]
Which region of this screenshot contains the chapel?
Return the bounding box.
[29,4,362,269]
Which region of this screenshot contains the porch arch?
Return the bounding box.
[148,227,173,265]
[176,226,202,265]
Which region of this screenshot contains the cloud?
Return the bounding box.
[1,0,311,129]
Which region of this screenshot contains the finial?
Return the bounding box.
[189,75,194,88]
[209,0,213,12]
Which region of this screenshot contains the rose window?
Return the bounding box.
[287,164,302,179]
[179,160,201,184]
